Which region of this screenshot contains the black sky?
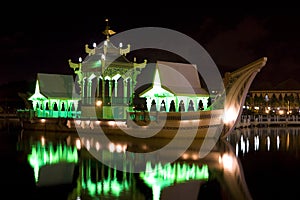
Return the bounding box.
[1,7,300,90]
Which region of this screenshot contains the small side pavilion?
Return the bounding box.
[139,60,210,112]
[28,73,81,118]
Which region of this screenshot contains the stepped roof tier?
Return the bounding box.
[68,19,147,87]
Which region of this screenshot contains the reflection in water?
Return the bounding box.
[27,142,78,182]
[228,127,300,156]
[11,126,300,199]
[79,160,209,200]
[19,127,300,200]
[140,162,209,200]
[80,161,131,198]
[17,130,253,200]
[227,127,300,200]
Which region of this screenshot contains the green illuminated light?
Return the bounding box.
[82,166,130,197]
[140,162,209,200]
[141,69,174,98]
[95,60,102,68]
[28,80,47,100]
[27,142,78,182]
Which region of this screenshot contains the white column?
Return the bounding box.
[124,79,128,104]
[114,79,118,97]
[57,100,61,117]
[88,79,92,104]
[109,79,112,98]
[74,101,78,111]
[96,77,100,97]
[102,79,105,104]
[129,78,133,98]
[33,101,37,110]
[82,78,86,104]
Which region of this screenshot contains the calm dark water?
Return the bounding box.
[1,125,300,200]
[228,127,300,200]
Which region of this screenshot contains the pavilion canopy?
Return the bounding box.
[29,73,78,100]
[140,61,208,96]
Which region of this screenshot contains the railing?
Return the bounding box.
[126,109,224,128]
[16,109,82,120]
[82,97,131,106]
[239,114,300,127]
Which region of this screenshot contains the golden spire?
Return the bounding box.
[102,18,116,39]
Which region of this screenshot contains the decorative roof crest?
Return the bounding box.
[102,18,116,40]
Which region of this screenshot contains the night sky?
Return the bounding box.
[2,7,300,90]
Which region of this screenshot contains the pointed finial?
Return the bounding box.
[102,18,116,39]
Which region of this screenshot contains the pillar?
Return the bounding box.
[96,77,100,97]
[33,101,37,111]
[87,79,92,104]
[109,79,112,98]
[102,78,105,104]
[57,100,61,117]
[82,78,86,104]
[124,79,128,104]
[129,78,133,99]
[74,101,78,112]
[114,79,118,97]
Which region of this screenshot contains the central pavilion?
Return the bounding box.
[28,20,210,120]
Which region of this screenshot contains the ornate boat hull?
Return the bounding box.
[19,57,268,140]
[20,109,224,139]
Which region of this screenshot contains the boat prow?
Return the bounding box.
[221,57,268,137]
